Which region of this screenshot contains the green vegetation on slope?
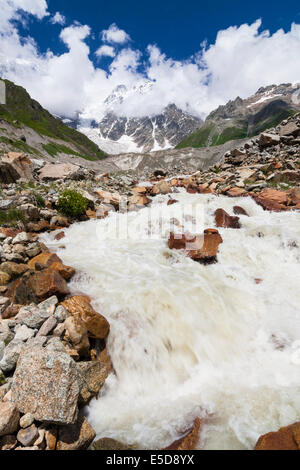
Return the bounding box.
[0,79,106,160]
[176,106,297,150]
[0,136,42,155]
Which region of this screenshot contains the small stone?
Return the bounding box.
[54,305,69,323]
[14,324,36,342]
[37,316,57,337]
[20,413,35,429]
[0,340,26,373]
[17,424,39,447]
[45,428,57,450]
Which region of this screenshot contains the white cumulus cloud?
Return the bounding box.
[95,45,116,59]
[50,12,65,26]
[1,4,300,123]
[101,23,131,44]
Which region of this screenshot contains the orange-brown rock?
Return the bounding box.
[0,228,22,238]
[226,187,247,197]
[45,429,57,451]
[252,189,289,212]
[131,186,148,194]
[167,198,179,206]
[62,296,110,340]
[215,208,241,229]
[55,232,65,241]
[95,189,121,209]
[50,262,75,281]
[233,206,249,216]
[28,252,62,270]
[2,304,21,320]
[187,229,223,264]
[26,220,49,233]
[128,194,151,206]
[86,210,96,219]
[164,418,201,451]
[27,268,70,302]
[64,316,90,358]
[255,422,300,450]
[169,229,223,264]
[151,180,172,195]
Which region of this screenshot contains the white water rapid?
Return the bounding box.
[41,192,300,450]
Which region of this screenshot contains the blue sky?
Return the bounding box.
[1,0,300,121]
[21,0,300,64]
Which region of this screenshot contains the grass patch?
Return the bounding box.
[0,208,26,225]
[42,142,95,160]
[0,79,106,160]
[0,136,41,155]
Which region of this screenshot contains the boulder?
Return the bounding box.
[27,252,62,270]
[164,418,201,451]
[0,262,29,279]
[37,316,57,337]
[62,296,110,340]
[252,188,289,212]
[0,402,20,436]
[279,122,300,137]
[39,163,84,181]
[49,262,75,281]
[259,133,280,148]
[64,316,90,358]
[95,189,121,209]
[168,229,223,264]
[215,209,241,229]
[225,187,247,197]
[56,414,96,451]
[0,401,20,436]
[0,339,26,373]
[11,345,81,425]
[151,180,172,195]
[2,152,33,181]
[27,268,70,302]
[0,161,20,184]
[255,422,300,450]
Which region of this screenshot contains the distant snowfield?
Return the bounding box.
[78,126,173,155]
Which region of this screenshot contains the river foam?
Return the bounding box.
[40,192,300,450]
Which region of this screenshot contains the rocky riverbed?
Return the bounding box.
[0,113,300,450]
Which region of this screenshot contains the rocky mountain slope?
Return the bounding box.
[0,80,106,162]
[176,83,300,149]
[72,83,202,154]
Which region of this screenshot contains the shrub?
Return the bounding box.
[33,192,45,208]
[57,190,88,218]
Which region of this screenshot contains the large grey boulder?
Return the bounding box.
[38,163,85,181]
[11,345,81,425]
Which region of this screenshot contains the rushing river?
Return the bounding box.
[41,191,300,450]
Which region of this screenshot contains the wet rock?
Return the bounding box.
[56,414,96,451]
[64,316,90,357]
[11,345,81,425]
[95,189,121,209]
[167,198,179,206]
[55,232,65,241]
[233,206,249,216]
[17,424,39,447]
[164,418,201,451]
[255,422,300,450]
[187,229,223,264]
[0,402,20,436]
[49,262,75,281]
[27,252,62,270]
[91,438,135,451]
[252,188,289,212]
[62,296,110,340]
[225,187,247,197]
[27,268,70,302]
[215,209,241,229]
[78,361,109,405]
